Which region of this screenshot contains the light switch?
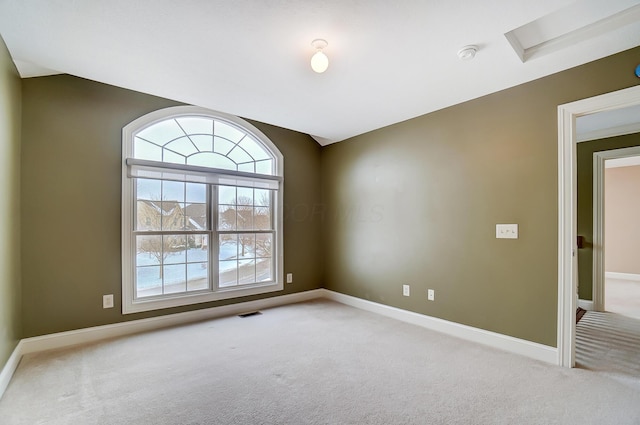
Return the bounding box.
[496,224,518,239]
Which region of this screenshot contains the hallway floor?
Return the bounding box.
[606,278,640,320]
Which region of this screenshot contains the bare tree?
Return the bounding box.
[137,200,185,278]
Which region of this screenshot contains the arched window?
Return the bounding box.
[122,106,283,314]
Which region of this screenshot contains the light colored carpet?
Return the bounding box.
[605,278,640,319]
[1,300,640,425]
[576,310,640,390]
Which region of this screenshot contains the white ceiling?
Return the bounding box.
[1,0,640,145]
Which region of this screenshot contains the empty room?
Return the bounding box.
[1,1,640,424]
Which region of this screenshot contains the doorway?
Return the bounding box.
[593,146,640,311]
[558,84,640,368]
[597,152,640,319]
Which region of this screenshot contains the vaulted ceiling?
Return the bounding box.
[1,0,639,144]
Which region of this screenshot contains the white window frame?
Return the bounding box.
[122,106,284,314]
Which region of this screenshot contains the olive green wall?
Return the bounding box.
[21,75,322,338]
[0,35,22,367]
[322,46,640,347]
[576,132,640,300]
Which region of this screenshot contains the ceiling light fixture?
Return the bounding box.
[310,39,329,73]
[457,45,478,61]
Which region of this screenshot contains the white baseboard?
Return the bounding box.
[605,272,640,282]
[321,290,558,365]
[1,287,560,401]
[578,299,594,311]
[0,341,23,400]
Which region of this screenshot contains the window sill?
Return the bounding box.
[122,281,284,314]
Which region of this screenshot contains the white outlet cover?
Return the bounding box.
[103,294,114,309]
[496,224,518,239]
[428,289,435,301]
[403,285,410,296]
[286,273,293,283]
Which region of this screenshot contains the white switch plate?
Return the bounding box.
[428,289,435,301]
[496,224,518,239]
[103,294,114,309]
[403,285,410,297]
[286,273,293,283]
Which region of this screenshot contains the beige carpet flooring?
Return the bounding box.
[605,278,640,320]
[576,310,640,390]
[1,300,640,425]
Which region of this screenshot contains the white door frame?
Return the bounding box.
[593,146,640,313]
[557,84,640,368]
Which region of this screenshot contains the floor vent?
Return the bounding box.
[238,311,262,318]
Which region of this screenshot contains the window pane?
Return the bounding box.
[238,259,256,284]
[238,137,270,161]
[190,135,213,152]
[227,145,252,164]
[137,179,162,200]
[187,152,236,170]
[164,235,186,264]
[163,181,185,202]
[163,149,186,165]
[187,242,208,262]
[137,235,163,266]
[256,258,273,282]
[187,262,208,291]
[237,206,253,230]
[218,186,236,204]
[218,205,236,230]
[136,119,185,146]
[165,136,198,156]
[136,266,162,298]
[215,121,244,143]
[176,117,213,136]
[163,264,186,294]
[237,187,253,205]
[237,162,255,173]
[254,207,271,230]
[219,261,237,288]
[134,138,162,161]
[161,202,185,230]
[213,137,234,155]
[186,203,207,230]
[255,234,272,258]
[238,234,256,259]
[219,235,237,260]
[186,183,206,203]
[254,189,270,207]
[137,201,161,231]
[255,159,273,175]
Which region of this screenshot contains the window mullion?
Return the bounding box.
[211,184,219,291]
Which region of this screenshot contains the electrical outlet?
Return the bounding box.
[403,285,410,297]
[103,294,114,309]
[428,289,435,301]
[286,273,293,283]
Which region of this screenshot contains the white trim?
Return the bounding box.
[605,272,640,281]
[578,299,594,311]
[593,146,640,312]
[578,121,640,143]
[0,341,23,400]
[322,290,557,365]
[508,4,640,63]
[558,85,640,368]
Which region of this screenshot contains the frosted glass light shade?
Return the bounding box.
[311,51,329,73]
